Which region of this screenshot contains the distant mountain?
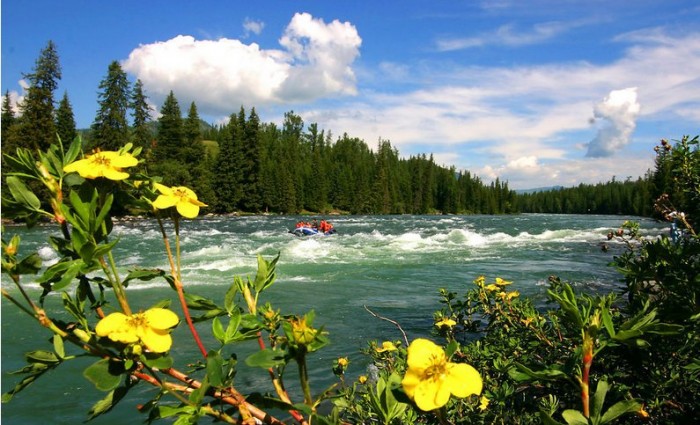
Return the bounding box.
[515,186,564,194]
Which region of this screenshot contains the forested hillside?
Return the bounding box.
[2,41,679,217]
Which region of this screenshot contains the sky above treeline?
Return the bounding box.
[2,1,699,189]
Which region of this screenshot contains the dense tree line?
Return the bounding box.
[4,41,692,218]
[516,175,655,216]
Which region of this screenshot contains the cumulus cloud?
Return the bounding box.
[122,13,361,114]
[586,87,640,157]
[4,80,29,114]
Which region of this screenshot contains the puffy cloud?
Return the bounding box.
[122,13,361,114]
[586,88,640,157]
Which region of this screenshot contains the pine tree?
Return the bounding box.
[55,92,77,145]
[130,79,153,151]
[155,91,184,162]
[16,40,62,151]
[212,111,244,212]
[2,91,15,133]
[183,101,205,165]
[92,61,130,150]
[241,108,262,211]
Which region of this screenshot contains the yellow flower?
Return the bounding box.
[95,308,179,353]
[401,338,482,411]
[473,276,486,287]
[479,395,490,411]
[64,151,138,180]
[506,290,520,300]
[152,183,207,218]
[636,404,650,419]
[435,317,457,328]
[337,357,349,367]
[485,284,500,292]
[495,277,512,286]
[375,341,398,353]
[289,315,318,346]
[520,317,534,326]
[358,375,368,384]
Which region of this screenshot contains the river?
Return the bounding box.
[1,214,663,424]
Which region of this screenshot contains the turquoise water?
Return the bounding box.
[1,214,663,424]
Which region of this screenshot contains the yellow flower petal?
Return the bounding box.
[154,183,173,195]
[101,168,130,181]
[63,151,137,181]
[402,338,482,411]
[95,312,129,337]
[153,194,178,209]
[376,341,398,353]
[176,200,200,219]
[139,327,173,353]
[414,378,447,411]
[401,369,421,399]
[446,363,483,398]
[105,151,138,168]
[144,308,180,330]
[406,339,444,371]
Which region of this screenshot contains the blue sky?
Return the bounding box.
[2,1,699,189]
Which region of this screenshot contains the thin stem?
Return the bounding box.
[174,217,182,280]
[364,305,409,347]
[156,215,207,358]
[159,368,288,425]
[297,350,313,407]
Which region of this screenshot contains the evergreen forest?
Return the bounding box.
[1,42,685,218]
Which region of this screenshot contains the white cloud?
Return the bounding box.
[122,13,361,114]
[242,18,265,37]
[297,30,699,189]
[586,87,640,157]
[4,80,28,114]
[476,154,653,189]
[436,20,590,51]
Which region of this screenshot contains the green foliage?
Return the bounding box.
[91,61,131,151]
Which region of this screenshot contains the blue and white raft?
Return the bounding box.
[289,227,337,237]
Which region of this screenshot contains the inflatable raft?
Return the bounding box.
[290,227,337,237]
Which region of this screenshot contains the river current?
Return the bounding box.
[1,214,663,424]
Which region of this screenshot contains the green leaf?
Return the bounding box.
[68,189,91,231]
[601,307,615,338]
[25,350,60,364]
[224,282,238,314]
[212,317,225,344]
[2,363,52,402]
[510,362,569,383]
[123,268,167,287]
[591,380,608,421]
[253,253,279,293]
[53,335,65,359]
[94,193,114,232]
[83,359,123,391]
[157,405,197,419]
[86,386,129,420]
[561,409,589,425]
[599,400,642,424]
[141,353,174,370]
[64,136,82,166]
[6,176,41,210]
[245,349,288,369]
[15,253,42,275]
[91,238,120,261]
[539,410,566,425]
[206,351,224,387]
